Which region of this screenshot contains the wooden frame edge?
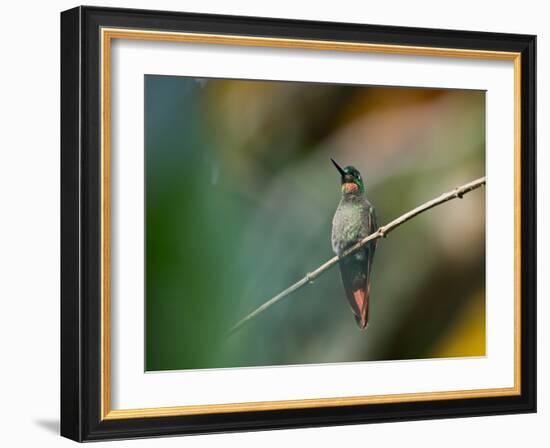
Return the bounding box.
[99,27,523,421]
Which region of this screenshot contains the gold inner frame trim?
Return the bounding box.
[100,27,522,420]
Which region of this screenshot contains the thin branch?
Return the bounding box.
[228,176,486,335]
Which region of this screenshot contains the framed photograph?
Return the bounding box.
[60,6,536,442]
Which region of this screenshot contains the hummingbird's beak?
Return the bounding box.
[331,158,346,177]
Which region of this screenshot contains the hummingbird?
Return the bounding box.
[331,159,377,330]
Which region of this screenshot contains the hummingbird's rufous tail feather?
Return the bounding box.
[352,282,370,330]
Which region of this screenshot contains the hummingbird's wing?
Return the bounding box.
[338,207,377,330]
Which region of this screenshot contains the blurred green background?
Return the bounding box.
[145,75,485,371]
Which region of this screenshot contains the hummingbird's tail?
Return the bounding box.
[351,283,370,330]
[338,255,372,330]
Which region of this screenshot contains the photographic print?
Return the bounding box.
[61,8,536,441]
[145,75,486,372]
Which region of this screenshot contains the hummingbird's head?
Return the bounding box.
[331,158,365,194]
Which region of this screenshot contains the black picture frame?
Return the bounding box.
[61,5,536,442]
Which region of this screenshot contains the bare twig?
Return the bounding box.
[228,176,486,335]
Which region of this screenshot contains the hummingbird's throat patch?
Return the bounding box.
[342,182,359,193]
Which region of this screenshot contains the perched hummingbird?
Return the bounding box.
[331,159,377,330]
